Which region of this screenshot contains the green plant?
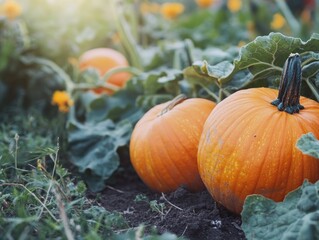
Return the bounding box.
[134,194,167,220]
[242,180,319,240]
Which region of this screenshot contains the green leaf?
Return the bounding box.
[302,61,319,79]
[111,225,185,240]
[68,119,132,192]
[241,180,319,240]
[188,33,319,100]
[296,133,319,159]
[195,60,234,82]
[234,33,319,70]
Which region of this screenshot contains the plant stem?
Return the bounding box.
[14,133,19,180]
[271,53,304,114]
[275,0,301,36]
[109,0,143,70]
[158,94,187,116]
[101,66,143,82]
[53,185,75,240]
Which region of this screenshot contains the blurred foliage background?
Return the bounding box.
[1,0,319,189]
[1,0,319,238]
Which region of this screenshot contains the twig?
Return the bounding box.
[181,225,188,236]
[52,185,75,240]
[105,185,125,193]
[37,140,60,218]
[161,193,183,211]
[14,133,20,180]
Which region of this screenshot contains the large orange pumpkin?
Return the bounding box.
[130,95,216,192]
[198,53,319,214]
[79,48,131,94]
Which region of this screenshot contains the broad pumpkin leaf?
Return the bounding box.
[187,33,319,100]
[242,180,319,240]
[225,32,319,82]
[296,133,319,159]
[67,119,132,192]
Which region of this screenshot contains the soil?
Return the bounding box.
[91,158,246,240]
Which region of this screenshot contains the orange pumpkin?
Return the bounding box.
[130,95,216,192]
[197,53,319,214]
[79,48,131,94]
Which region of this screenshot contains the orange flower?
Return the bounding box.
[195,0,214,8]
[270,13,286,30]
[1,0,22,20]
[227,0,242,13]
[160,2,184,20]
[51,90,74,113]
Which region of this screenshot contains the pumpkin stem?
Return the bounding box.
[158,94,187,116]
[271,53,304,114]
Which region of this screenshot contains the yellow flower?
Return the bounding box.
[1,0,22,20]
[227,0,242,13]
[51,90,74,113]
[195,0,214,8]
[140,2,160,14]
[160,2,184,20]
[68,57,79,67]
[270,13,286,30]
[237,41,246,47]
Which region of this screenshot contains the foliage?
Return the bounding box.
[1,0,319,238]
[297,133,319,159]
[187,32,319,102]
[241,180,319,240]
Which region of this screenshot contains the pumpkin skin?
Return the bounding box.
[197,87,319,214]
[130,96,216,192]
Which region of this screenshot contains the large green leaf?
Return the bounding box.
[68,119,132,192]
[242,180,319,240]
[187,33,319,101]
[296,133,319,159]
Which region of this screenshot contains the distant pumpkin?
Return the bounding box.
[198,53,319,214]
[130,95,216,192]
[79,48,131,94]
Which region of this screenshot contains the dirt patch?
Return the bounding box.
[90,158,246,240]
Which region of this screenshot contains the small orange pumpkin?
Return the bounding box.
[197,53,319,214]
[130,94,216,192]
[78,48,131,94]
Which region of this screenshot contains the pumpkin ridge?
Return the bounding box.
[223,104,275,209]
[269,113,289,199]
[141,134,165,190]
[150,121,181,189]
[248,111,283,200]
[203,102,268,209]
[138,123,172,191]
[157,121,191,189]
[162,117,198,186]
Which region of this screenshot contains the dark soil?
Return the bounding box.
[91,159,246,240]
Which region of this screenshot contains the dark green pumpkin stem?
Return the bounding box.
[158,94,187,116]
[271,53,304,114]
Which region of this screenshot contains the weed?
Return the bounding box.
[0,113,182,239]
